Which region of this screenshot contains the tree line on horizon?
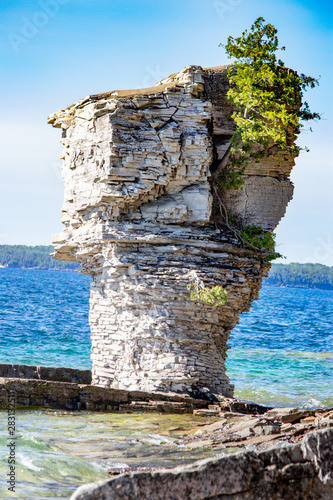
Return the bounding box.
[264,262,333,290]
[0,245,80,271]
[0,245,332,289]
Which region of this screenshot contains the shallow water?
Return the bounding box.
[0,268,332,498]
[0,409,222,499]
[228,348,333,408]
[226,286,333,408]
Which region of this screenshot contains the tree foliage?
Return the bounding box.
[0,245,80,271]
[187,283,228,307]
[186,271,227,307]
[239,225,281,261]
[219,17,320,189]
[266,263,333,290]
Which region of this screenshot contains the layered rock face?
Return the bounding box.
[48,65,296,397]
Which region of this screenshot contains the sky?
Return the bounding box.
[0,0,332,264]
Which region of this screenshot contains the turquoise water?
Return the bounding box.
[0,268,332,408]
[0,269,91,368]
[0,268,332,498]
[0,410,222,499]
[227,286,333,408]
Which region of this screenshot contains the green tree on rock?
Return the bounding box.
[219,17,320,190]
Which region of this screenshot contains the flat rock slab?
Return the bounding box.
[0,363,92,384]
[0,378,209,413]
[0,369,270,414]
[186,408,333,449]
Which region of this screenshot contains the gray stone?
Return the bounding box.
[267,407,318,423]
[48,65,296,397]
[0,377,209,413]
[70,428,333,500]
[0,363,92,384]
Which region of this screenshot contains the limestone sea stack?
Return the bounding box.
[48,65,296,398]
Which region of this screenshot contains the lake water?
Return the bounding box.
[0,268,332,498]
[0,409,223,499]
[0,268,332,408]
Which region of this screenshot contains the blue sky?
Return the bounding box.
[0,0,332,264]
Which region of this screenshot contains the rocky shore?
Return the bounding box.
[0,364,332,499]
[71,408,333,499]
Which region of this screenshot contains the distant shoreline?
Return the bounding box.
[262,282,333,291]
[2,267,332,290]
[0,244,80,272]
[263,262,333,291]
[0,266,79,272]
[1,245,333,290]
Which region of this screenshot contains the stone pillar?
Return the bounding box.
[87,241,267,396]
[48,65,296,397]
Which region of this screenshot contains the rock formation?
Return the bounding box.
[48,65,296,397]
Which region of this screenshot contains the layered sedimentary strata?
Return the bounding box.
[48,65,297,397]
